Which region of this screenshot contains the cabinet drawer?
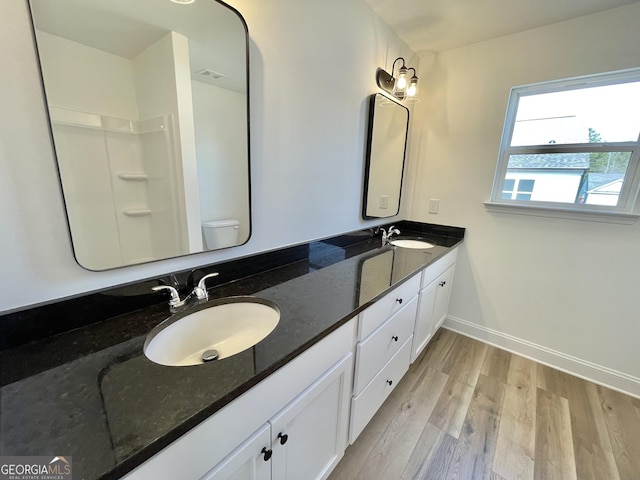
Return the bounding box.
[358,274,420,341]
[421,248,458,289]
[349,337,412,444]
[353,296,417,395]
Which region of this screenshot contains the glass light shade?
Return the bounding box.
[407,76,419,97]
[396,67,408,90]
[393,84,406,100]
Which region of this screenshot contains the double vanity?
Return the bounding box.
[0,221,463,480]
[7,1,466,479]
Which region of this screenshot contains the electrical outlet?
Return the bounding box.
[380,195,389,209]
[428,199,440,214]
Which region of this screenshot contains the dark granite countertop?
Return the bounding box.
[0,221,464,480]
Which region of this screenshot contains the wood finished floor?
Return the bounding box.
[329,329,640,480]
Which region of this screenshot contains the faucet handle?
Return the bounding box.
[380,227,388,244]
[152,285,183,308]
[194,272,219,300]
[381,225,400,245]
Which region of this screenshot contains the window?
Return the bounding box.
[502,179,535,201]
[488,69,640,219]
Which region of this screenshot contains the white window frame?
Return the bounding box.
[486,68,640,223]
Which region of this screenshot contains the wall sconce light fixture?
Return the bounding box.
[376,57,419,101]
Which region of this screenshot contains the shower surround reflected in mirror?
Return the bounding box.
[29,0,251,270]
[362,93,409,219]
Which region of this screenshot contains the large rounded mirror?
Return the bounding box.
[29,0,250,270]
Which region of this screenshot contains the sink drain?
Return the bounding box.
[202,349,219,362]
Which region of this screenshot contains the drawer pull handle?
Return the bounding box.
[439,281,446,287]
[278,432,289,445]
[387,380,393,386]
[262,447,273,461]
[396,298,403,304]
[392,336,399,342]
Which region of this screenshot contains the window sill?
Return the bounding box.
[483,201,640,224]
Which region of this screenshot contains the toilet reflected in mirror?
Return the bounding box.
[202,220,240,250]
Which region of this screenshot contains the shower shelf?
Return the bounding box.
[122,208,152,217]
[117,172,148,181]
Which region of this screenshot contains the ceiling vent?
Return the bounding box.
[195,68,226,80]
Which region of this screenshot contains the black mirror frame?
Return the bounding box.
[27,0,252,271]
[362,93,410,220]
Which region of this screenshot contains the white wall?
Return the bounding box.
[133,32,197,258]
[408,3,640,394]
[0,0,415,312]
[36,31,139,120]
[192,80,250,242]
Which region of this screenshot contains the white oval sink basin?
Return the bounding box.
[389,238,435,249]
[144,297,280,366]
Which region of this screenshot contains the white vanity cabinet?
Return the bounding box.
[203,354,352,480]
[122,319,355,480]
[120,246,461,480]
[201,424,271,480]
[269,354,351,480]
[349,274,420,443]
[411,248,458,362]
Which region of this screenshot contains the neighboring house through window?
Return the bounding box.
[488,68,640,218]
[502,178,536,201]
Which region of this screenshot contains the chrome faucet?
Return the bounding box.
[381,225,400,244]
[192,273,219,301]
[152,285,186,312]
[153,272,220,312]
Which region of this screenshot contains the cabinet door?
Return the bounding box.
[200,423,271,480]
[411,281,437,362]
[433,265,455,331]
[270,354,352,480]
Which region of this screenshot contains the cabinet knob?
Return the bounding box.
[396,298,403,304]
[392,335,399,342]
[439,281,446,287]
[277,432,289,445]
[261,447,272,461]
[387,380,393,386]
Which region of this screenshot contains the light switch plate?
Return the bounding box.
[428,199,439,214]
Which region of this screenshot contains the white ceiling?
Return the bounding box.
[365,0,640,55]
[30,0,247,93]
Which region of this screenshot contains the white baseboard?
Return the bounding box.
[443,315,640,399]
